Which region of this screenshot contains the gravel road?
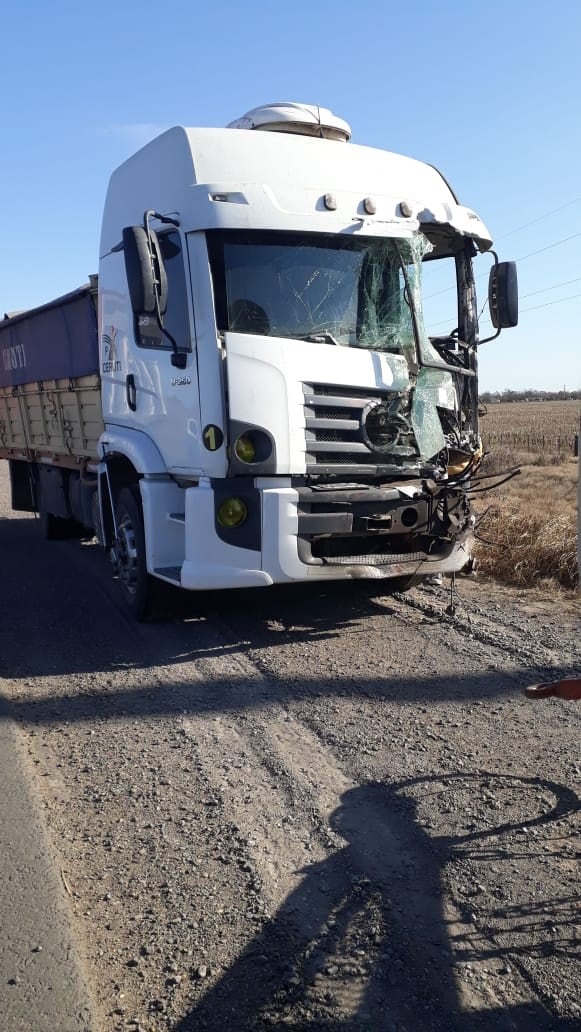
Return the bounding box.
[0,462,579,1031]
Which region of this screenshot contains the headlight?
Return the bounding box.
[229,423,274,472]
[361,402,395,452]
[217,497,248,528]
[234,435,256,463]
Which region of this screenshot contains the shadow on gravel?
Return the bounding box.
[0,511,577,681]
[1,664,579,723]
[173,777,579,1031]
[0,516,576,693]
[1,533,576,715]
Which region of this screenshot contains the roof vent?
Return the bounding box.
[227,102,351,143]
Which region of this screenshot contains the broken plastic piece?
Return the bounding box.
[524,678,581,700]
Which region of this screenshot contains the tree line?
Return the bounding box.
[479,389,580,403]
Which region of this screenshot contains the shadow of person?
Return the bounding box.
[175,776,579,1030]
[174,783,470,1030]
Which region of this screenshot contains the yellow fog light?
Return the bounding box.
[234,434,256,463]
[217,497,248,528]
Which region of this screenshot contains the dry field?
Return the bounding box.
[481,399,579,459]
[474,402,579,591]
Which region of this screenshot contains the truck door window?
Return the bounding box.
[137,231,191,351]
[419,255,460,341]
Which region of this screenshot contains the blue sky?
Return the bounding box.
[0,0,579,392]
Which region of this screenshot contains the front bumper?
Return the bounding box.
[178,479,473,591]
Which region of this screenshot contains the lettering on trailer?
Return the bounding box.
[102,326,121,373]
[2,342,27,373]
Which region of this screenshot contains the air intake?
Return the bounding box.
[227,102,351,143]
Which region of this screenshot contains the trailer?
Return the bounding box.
[0,281,104,536]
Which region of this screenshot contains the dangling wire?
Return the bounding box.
[446,572,457,616]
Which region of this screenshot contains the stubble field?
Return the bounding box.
[475,401,579,591]
[481,399,579,460]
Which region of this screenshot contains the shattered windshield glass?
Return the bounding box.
[207,229,467,465]
[207,230,429,356]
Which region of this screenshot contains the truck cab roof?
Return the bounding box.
[100,125,492,255]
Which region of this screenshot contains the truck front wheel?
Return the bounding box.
[113,487,163,621]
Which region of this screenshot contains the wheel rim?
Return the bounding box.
[114,510,139,598]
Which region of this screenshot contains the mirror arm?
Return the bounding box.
[142,211,187,369]
[144,210,180,229]
[479,251,501,345]
[478,325,501,345]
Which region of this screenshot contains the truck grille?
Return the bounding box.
[303,383,418,476]
[306,533,453,566]
[318,550,426,566]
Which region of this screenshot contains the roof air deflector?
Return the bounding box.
[227,102,351,143]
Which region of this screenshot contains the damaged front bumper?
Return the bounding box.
[260,479,474,584]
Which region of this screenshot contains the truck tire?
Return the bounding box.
[113,486,164,621]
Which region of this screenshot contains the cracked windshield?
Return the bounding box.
[210,231,430,356]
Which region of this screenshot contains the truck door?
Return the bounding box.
[102,230,204,474]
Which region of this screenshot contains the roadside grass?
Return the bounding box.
[473,453,578,591]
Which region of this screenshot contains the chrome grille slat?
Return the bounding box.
[309,462,385,474]
[305,417,360,432]
[307,440,370,454]
[305,394,371,410]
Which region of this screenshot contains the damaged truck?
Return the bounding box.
[0,102,518,619]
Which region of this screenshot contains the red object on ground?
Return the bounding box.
[525,677,581,700]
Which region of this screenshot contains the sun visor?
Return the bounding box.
[419,203,493,252]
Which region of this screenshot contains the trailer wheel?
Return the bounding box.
[113,487,163,621]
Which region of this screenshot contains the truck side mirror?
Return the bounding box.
[122,226,168,317]
[488,261,518,328]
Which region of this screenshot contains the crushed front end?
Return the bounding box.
[208,225,483,587]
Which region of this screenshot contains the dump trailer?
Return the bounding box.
[0,280,104,536]
[0,102,518,619]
